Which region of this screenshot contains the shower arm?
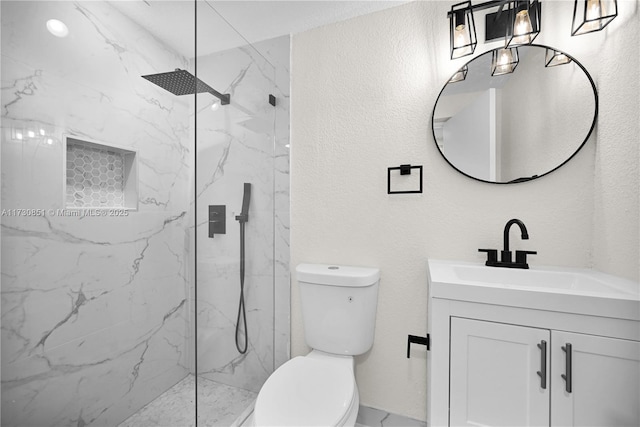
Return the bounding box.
[196,76,230,105]
[186,70,229,105]
[208,88,230,105]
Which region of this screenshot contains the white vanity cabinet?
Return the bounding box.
[449,318,551,427]
[448,318,640,427]
[549,331,640,427]
[427,259,640,427]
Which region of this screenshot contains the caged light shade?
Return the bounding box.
[449,65,469,83]
[491,47,519,76]
[506,0,541,47]
[572,0,618,36]
[450,1,477,60]
[545,49,573,67]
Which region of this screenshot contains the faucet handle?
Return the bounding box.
[515,250,537,268]
[478,249,498,265]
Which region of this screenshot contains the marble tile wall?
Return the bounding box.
[257,35,292,373]
[194,35,290,392]
[1,1,194,425]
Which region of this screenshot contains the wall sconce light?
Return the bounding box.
[447,0,620,64]
[506,0,541,47]
[491,47,519,76]
[450,1,477,59]
[449,0,539,61]
[572,0,617,35]
[545,48,573,67]
[449,65,469,83]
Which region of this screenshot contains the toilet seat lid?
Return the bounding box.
[254,356,355,426]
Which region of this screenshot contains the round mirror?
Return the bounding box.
[432,45,597,184]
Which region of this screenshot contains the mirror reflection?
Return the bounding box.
[433,45,597,184]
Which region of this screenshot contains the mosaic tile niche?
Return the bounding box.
[65,137,137,209]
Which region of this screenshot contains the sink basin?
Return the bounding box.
[428,259,640,321]
[451,263,638,296]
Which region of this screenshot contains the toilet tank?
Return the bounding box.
[296,263,380,355]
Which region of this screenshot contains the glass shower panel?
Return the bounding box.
[194,0,277,418]
[1,1,196,425]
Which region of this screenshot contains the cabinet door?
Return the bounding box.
[450,317,550,427]
[551,331,640,427]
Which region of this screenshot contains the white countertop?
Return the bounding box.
[427,259,640,321]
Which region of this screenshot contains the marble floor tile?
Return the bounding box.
[356,405,427,427]
[119,375,425,427]
[118,375,257,427]
[240,404,426,427]
[198,377,258,427]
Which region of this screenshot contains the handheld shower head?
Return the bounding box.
[235,183,251,223]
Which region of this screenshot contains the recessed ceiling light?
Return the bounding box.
[46,19,69,38]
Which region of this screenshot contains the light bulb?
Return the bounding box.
[582,0,605,32]
[46,19,69,38]
[498,50,513,66]
[46,138,54,145]
[454,23,472,56]
[586,0,603,20]
[511,10,533,45]
[39,129,45,136]
[455,25,469,45]
[493,48,517,76]
[16,132,23,140]
[27,130,35,138]
[211,101,220,111]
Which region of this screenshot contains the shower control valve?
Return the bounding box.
[209,205,226,238]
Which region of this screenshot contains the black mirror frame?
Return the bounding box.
[431,44,599,184]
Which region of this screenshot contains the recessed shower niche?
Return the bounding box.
[64,136,138,209]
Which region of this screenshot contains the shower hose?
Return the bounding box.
[235,220,248,354]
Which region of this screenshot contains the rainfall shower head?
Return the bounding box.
[142,68,230,105]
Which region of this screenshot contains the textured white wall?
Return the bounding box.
[291,0,638,421]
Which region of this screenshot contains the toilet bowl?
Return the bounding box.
[253,350,359,426]
[252,264,380,427]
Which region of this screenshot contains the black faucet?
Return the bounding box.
[479,218,537,269]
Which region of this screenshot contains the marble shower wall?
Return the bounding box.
[1,1,194,426]
[195,35,290,392]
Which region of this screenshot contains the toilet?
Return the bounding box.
[253,263,380,427]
